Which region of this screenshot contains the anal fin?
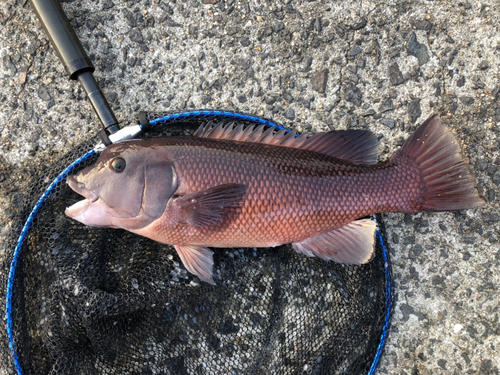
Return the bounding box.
[292,219,376,264]
[174,245,215,285]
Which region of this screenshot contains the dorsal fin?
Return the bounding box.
[194,122,379,165]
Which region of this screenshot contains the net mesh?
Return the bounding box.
[1,112,392,375]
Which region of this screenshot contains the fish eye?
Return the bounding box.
[110,158,126,173]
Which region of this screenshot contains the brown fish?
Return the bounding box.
[65,116,485,284]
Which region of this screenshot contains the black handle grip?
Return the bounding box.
[29,0,119,135]
[29,0,93,79]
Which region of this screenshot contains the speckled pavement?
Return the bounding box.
[0,0,498,374]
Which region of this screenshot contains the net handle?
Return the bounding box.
[29,0,119,140]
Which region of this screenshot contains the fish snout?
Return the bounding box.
[65,176,117,228]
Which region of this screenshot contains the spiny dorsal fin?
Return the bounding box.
[194,121,379,165]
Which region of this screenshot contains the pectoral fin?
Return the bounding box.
[174,244,215,285]
[292,219,376,264]
[175,183,246,228]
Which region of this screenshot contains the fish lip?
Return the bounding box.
[67,175,98,202]
[66,176,125,220]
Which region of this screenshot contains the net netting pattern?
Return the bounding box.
[1,111,392,375]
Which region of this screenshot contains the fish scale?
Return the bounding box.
[139,136,416,248]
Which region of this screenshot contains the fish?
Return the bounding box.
[65,116,485,284]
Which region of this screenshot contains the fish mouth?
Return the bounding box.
[67,176,98,202]
[65,176,116,227]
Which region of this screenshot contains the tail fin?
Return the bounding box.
[391,115,485,212]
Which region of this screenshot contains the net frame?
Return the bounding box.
[2,110,393,375]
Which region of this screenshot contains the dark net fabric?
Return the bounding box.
[1,112,391,375]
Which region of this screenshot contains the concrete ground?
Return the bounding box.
[0,0,498,374]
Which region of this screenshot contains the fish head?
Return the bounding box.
[65,140,177,229]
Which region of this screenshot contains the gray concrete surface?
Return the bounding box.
[0,0,499,374]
